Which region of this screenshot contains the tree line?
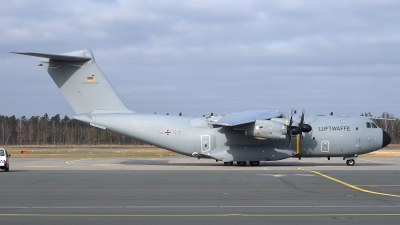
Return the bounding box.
[0,114,147,145]
[0,112,399,146]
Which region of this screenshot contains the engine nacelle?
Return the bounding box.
[246,120,287,139]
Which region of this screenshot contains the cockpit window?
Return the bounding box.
[366,122,371,128]
[372,123,378,128]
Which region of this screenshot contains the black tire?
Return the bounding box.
[346,159,355,166]
[237,161,246,166]
[224,162,233,166]
[249,161,260,166]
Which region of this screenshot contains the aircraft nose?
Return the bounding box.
[382,130,391,148]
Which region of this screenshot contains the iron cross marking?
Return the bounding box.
[165,130,172,136]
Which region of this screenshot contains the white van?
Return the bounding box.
[0,148,10,172]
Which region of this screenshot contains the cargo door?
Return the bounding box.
[201,135,211,155]
[201,134,216,155]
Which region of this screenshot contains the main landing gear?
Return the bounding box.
[249,161,260,166]
[237,161,247,166]
[223,161,260,166]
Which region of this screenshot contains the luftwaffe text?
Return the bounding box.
[318,126,350,131]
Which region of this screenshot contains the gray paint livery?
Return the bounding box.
[13,49,391,166]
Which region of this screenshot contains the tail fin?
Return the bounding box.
[12,49,132,114]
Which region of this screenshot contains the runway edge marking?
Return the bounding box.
[297,167,400,198]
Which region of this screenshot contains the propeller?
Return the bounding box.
[298,108,312,134]
[287,108,312,148]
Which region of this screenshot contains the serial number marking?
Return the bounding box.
[158,130,181,135]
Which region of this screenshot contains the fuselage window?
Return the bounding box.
[366,122,371,128]
[372,123,378,128]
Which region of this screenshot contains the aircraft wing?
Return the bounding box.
[211,110,282,126]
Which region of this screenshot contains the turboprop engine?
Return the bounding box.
[244,120,287,140]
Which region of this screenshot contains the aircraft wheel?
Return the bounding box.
[249,161,260,166]
[346,159,355,166]
[224,162,233,166]
[237,161,247,166]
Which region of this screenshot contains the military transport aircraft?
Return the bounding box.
[12,49,391,166]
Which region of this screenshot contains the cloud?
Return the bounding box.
[0,0,399,118]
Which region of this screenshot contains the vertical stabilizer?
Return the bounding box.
[12,50,132,114]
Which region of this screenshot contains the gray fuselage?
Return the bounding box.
[74,112,390,163]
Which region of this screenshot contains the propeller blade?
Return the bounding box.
[300,108,305,125]
[287,108,301,148]
[289,108,293,127]
[286,109,293,148]
[299,108,312,133]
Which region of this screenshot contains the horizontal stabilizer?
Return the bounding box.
[10,52,91,62]
[212,110,282,126]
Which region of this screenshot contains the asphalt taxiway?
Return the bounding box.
[1,157,400,224]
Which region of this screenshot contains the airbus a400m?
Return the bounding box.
[13,50,391,166]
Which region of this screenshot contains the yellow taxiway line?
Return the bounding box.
[298,167,400,198]
[357,185,400,187]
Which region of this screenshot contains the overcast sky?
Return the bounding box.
[1,0,399,118]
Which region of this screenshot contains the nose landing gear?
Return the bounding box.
[346,159,355,166]
[344,154,357,166]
